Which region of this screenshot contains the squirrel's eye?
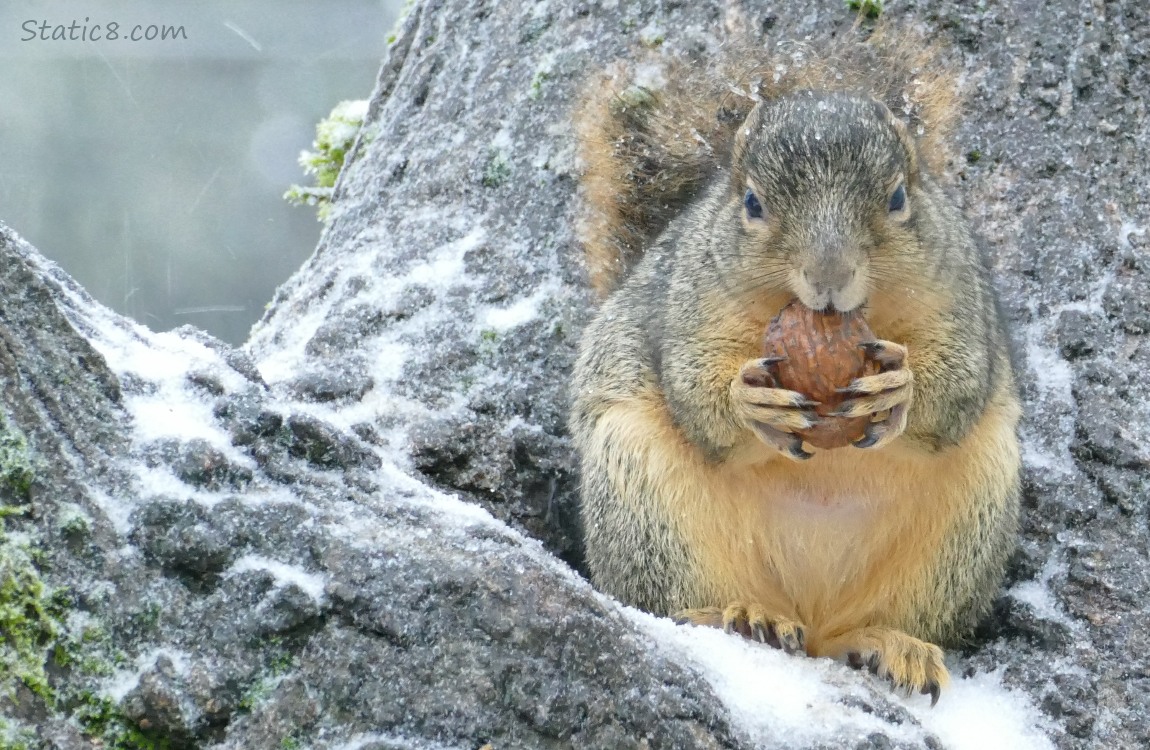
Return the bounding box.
[744,189,764,220]
[888,183,907,213]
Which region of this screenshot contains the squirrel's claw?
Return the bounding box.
[677,603,808,656]
[751,423,814,460]
[723,603,807,655]
[836,628,949,706]
[859,340,909,371]
[833,339,913,449]
[832,388,907,417]
[734,358,817,459]
[852,401,910,450]
[846,659,943,706]
[835,368,911,397]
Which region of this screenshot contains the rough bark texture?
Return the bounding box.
[1,0,1148,748]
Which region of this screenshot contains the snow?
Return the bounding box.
[405,227,483,288]
[1018,439,1068,474]
[630,609,1055,750]
[639,22,666,47]
[87,488,135,535]
[104,648,191,702]
[1016,266,1115,472]
[227,554,330,604]
[252,216,485,386]
[491,127,514,151]
[25,246,255,488]
[1011,580,1064,622]
[1009,551,1076,631]
[632,60,668,90]
[633,609,919,745]
[1119,220,1146,248]
[129,391,236,450]
[480,280,560,332]
[1023,337,1074,404]
[332,734,466,750]
[915,669,1056,750]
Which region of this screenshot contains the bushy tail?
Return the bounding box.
[574,26,960,297]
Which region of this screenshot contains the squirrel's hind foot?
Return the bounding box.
[674,602,807,655]
[825,626,948,706]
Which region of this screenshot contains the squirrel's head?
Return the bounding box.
[727,91,919,313]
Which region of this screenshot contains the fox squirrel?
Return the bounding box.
[570,29,1020,703]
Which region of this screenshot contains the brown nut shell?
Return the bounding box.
[762,300,879,449]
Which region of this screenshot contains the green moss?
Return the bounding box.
[284,99,373,222]
[608,85,657,120]
[269,649,294,675]
[482,150,511,188]
[0,418,56,702]
[73,692,172,750]
[0,537,58,701]
[239,639,296,712]
[386,0,418,47]
[528,70,551,101]
[846,0,883,17]
[966,149,983,164]
[477,328,501,363]
[0,421,34,501]
[128,601,163,634]
[0,718,37,750]
[638,25,665,48]
[58,506,91,538]
[238,676,278,712]
[0,418,158,748]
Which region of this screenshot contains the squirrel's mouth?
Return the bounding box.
[794,290,867,315]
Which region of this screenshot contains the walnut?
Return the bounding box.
[762,300,879,449]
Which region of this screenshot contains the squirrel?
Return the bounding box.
[569,28,1021,704]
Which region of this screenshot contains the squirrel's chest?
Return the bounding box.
[701,450,918,601]
[724,445,910,516]
[758,485,883,594]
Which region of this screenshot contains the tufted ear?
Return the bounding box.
[729,101,768,194]
[886,107,921,184]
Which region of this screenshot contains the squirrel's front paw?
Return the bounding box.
[674,602,807,655]
[828,627,948,705]
[833,340,913,450]
[731,358,818,460]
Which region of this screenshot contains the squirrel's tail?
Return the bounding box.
[574,26,960,297]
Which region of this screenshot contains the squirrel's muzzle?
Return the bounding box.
[795,237,867,312]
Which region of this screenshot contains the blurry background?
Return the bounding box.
[0,0,401,344]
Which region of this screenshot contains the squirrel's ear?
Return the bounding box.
[870,97,921,182]
[730,101,766,191]
[889,115,921,182]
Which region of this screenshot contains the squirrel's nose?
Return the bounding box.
[801,265,857,297]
